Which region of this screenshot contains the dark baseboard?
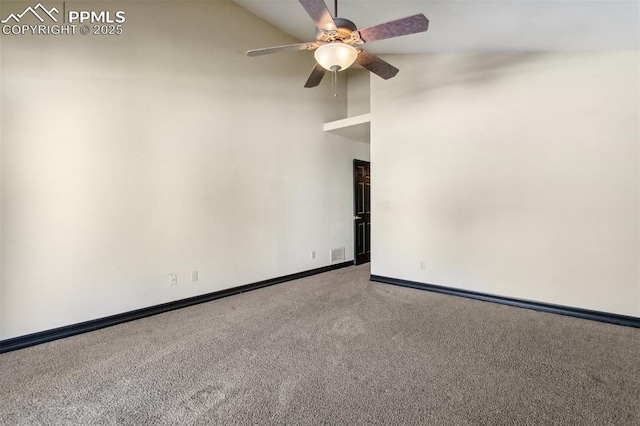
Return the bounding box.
[370,275,640,329]
[0,262,353,354]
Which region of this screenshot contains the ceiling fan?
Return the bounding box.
[246,0,429,88]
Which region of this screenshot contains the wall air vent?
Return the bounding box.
[331,247,345,263]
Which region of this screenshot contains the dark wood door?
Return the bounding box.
[354,160,371,265]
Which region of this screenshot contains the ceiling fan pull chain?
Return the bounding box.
[332,68,338,97]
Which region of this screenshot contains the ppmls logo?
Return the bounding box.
[2,2,126,36]
[1,3,59,23]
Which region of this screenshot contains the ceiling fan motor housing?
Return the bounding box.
[315,17,358,42]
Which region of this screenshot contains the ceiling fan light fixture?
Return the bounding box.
[314,43,358,72]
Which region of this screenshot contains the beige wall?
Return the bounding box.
[0,1,369,339]
[347,69,370,117]
[371,52,639,317]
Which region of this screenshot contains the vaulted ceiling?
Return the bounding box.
[233,0,639,54]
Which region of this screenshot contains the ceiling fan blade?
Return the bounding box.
[304,63,326,88]
[357,14,429,43]
[246,42,319,57]
[298,0,337,31]
[355,49,399,80]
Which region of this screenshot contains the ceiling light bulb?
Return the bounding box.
[314,43,358,72]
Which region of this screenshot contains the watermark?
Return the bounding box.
[1,2,126,36]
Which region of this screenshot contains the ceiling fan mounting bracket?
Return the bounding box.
[345,31,363,45]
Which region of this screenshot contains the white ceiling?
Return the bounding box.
[233,0,639,54]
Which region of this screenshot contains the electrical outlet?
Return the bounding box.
[311,251,316,259]
[420,261,426,270]
[169,273,177,286]
[191,271,199,282]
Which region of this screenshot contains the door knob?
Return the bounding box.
[354,216,362,220]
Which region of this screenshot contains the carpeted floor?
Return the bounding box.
[1,264,639,425]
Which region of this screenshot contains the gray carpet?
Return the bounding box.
[1,264,639,425]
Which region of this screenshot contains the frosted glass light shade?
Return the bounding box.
[314,43,358,72]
